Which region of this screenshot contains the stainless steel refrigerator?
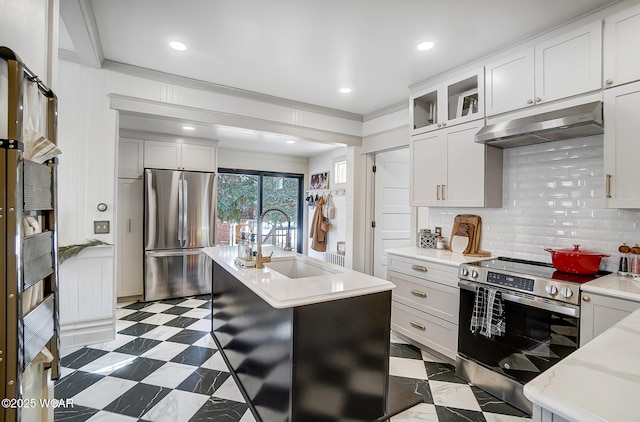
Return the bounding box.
[144,168,216,301]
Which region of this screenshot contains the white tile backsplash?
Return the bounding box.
[419,135,640,272]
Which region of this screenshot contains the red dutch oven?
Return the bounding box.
[544,244,609,275]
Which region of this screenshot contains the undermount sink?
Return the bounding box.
[265,258,340,279]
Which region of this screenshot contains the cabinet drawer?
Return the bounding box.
[387,255,458,287]
[388,271,459,324]
[391,301,457,360]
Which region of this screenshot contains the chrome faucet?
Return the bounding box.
[256,207,292,268]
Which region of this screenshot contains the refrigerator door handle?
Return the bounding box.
[182,178,189,247]
[146,249,204,257]
[178,178,184,247]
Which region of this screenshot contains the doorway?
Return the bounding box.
[215,169,304,252]
[372,148,411,279]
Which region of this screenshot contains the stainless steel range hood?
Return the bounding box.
[475,101,603,148]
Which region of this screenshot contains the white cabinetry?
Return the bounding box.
[118,138,144,178]
[410,121,502,207]
[604,4,640,88]
[117,179,144,298]
[410,68,484,135]
[144,140,216,171]
[388,254,460,360]
[603,81,640,208]
[485,21,602,116]
[579,291,640,346]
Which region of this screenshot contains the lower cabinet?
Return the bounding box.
[388,254,459,360]
[579,290,640,346]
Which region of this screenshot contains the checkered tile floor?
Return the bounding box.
[54,296,531,422]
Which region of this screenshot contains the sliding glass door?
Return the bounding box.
[216,169,303,252]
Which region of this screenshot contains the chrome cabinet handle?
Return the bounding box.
[606,79,613,85]
[606,174,612,198]
[436,185,441,200]
[583,295,591,302]
[128,219,132,233]
[442,122,447,127]
[442,184,446,200]
[410,321,426,330]
[411,289,427,298]
[411,264,428,272]
[536,97,541,102]
[527,99,533,104]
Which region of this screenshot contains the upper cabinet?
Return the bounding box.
[144,140,217,171]
[410,120,502,208]
[603,80,640,209]
[603,4,640,89]
[485,21,602,116]
[118,138,144,179]
[410,68,484,135]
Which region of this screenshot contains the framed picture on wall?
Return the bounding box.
[310,172,329,190]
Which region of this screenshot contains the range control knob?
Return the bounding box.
[545,284,558,295]
[471,270,479,279]
[460,267,469,277]
[560,287,574,299]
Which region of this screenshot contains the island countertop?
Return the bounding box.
[204,245,395,309]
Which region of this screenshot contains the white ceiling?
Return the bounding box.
[59,0,619,157]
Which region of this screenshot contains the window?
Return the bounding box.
[216,169,303,252]
[333,158,347,185]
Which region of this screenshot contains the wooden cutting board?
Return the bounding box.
[450,222,470,253]
[450,214,482,254]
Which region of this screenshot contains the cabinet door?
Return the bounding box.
[409,131,446,206]
[579,292,640,346]
[485,47,535,116]
[181,143,216,171]
[410,83,444,135]
[117,179,144,298]
[443,121,487,207]
[535,21,602,104]
[443,68,485,127]
[604,4,640,88]
[118,138,143,178]
[144,140,181,170]
[604,81,640,208]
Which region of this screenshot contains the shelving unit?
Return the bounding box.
[1,47,60,422]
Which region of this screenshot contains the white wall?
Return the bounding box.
[420,135,640,273]
[0,0,59,86]
[307,148,348,260]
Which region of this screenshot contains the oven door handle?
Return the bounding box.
[458,280,580,318]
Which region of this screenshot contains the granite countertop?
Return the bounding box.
[204,245,395,309]
[523,306,640,422]
[385,246,494,267]
[522,273,640,421]
[581,272,640,301]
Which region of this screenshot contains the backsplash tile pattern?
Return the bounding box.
[421,135,640,272]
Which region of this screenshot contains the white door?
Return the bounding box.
[373,148,411,279]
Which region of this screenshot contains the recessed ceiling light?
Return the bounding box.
[169,41,187,51]
[286,140,296,144]
[417,41,435,51]
[182,125,195,131]
[339,87,352,94]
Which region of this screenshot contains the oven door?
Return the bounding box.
[458,280,579,385]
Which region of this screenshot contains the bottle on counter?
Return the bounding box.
[631,244,640,276]
[436,236,445,250]
[618,243,631,275]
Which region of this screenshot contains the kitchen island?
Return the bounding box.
[204,246,421,422]
[524,275,640,421]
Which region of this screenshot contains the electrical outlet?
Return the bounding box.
[94,220,110,234]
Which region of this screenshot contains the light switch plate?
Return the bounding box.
[94,220,110,234]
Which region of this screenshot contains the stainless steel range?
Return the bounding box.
[456,257,609,414]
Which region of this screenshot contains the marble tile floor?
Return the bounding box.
[54,296,532,422]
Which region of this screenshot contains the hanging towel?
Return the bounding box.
[470,286,505,339]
